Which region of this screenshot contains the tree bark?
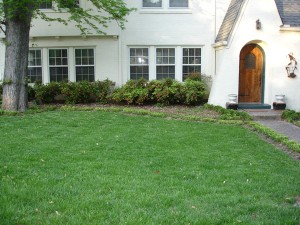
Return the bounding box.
[2,18,31,112]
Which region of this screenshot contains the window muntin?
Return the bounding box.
[75,49,95,82]
[28,50,42,83]
[49,49,68,82]
[39,0,53,9]
[156,48,175,80]
[169,0,188,7]
[130,48,149,80]
[182,48,201,80]
[143,0,162,7]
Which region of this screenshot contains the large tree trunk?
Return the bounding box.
[2,19,31,112]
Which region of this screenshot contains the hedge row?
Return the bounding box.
[0,78,208,106]
[111,78,207,105]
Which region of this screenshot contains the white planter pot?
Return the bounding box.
[275,94,285,103]
[228,94,237,104]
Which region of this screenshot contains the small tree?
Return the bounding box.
[0,0,134,112]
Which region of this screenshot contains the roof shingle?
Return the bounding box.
[275,0,300,27]
[215,0,245,43]
[215,0,300,44]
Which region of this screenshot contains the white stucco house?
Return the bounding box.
[0,0,299,111]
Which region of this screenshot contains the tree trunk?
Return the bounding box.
[2,19,31,112]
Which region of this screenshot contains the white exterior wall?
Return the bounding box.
[209,0,300,111]
[0,0,230,86]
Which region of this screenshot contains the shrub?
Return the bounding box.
[34,82,63,104]
[152,79,184,105]
[33,80,115,104]
[182,80,206,105]
[61,81,96,104]
[111,79,149,105]
[94,79,115,103]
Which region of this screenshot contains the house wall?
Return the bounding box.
[209,0,300,111]
[0,0,230,86]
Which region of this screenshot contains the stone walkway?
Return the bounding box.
[244,110,300,144]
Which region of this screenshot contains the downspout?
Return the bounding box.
[214,0,217,76]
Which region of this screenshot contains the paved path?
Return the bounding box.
[256,120,300,143]
[244,110,300,144]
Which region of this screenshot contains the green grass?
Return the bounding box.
[0,111,300,225]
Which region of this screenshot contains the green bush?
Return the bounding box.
[94,79,115,103]
[182,80,206,105]
[111,78,208,106]
[151,79,184,105]
[61,81,96,104]
[34,80,115,104]
[35,82,63,104]
[111,79,149,105]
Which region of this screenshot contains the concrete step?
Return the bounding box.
[241,109,283,121]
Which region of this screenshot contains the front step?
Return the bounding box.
[241,109,283,121]
[238,103,271,109]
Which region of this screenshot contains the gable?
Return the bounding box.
[215,0,300,44]
[275,0,300,27]
[215,0,245,43]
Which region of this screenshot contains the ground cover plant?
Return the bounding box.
[0,110,300,224]
[282,109,300,127]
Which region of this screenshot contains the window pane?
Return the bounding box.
[156,66,175,80]
[143,0,162,7]
[39,0,53,9]
[170,0,188,7]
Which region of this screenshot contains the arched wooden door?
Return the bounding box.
[238,44,264,103]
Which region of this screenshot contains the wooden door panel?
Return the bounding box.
[239,44,263,103]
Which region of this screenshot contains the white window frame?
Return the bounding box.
[155,47,176,80]
[182,47,202,80]
[74,48,95,82]
[129,47,150,80]
[128,46,202,82]
[140,0,190,13]
[28,49,43,83]
[49,48,69,82]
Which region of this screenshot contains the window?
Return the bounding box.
[182,48,201,80]
[143,0,162,7]
[156,48,175,80]
[169,0,188,7]
[39,0,53,9]
[75,49,95,82]
[59,0,80,8]
[245,53,256,69]
[28,50,42,83]
[49,49,68,82]
[130,48,149,80]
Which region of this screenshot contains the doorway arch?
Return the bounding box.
[238,44,265,103]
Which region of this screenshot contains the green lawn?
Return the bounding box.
[0,111,299,224]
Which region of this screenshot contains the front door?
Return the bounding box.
[238,44,264,103]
